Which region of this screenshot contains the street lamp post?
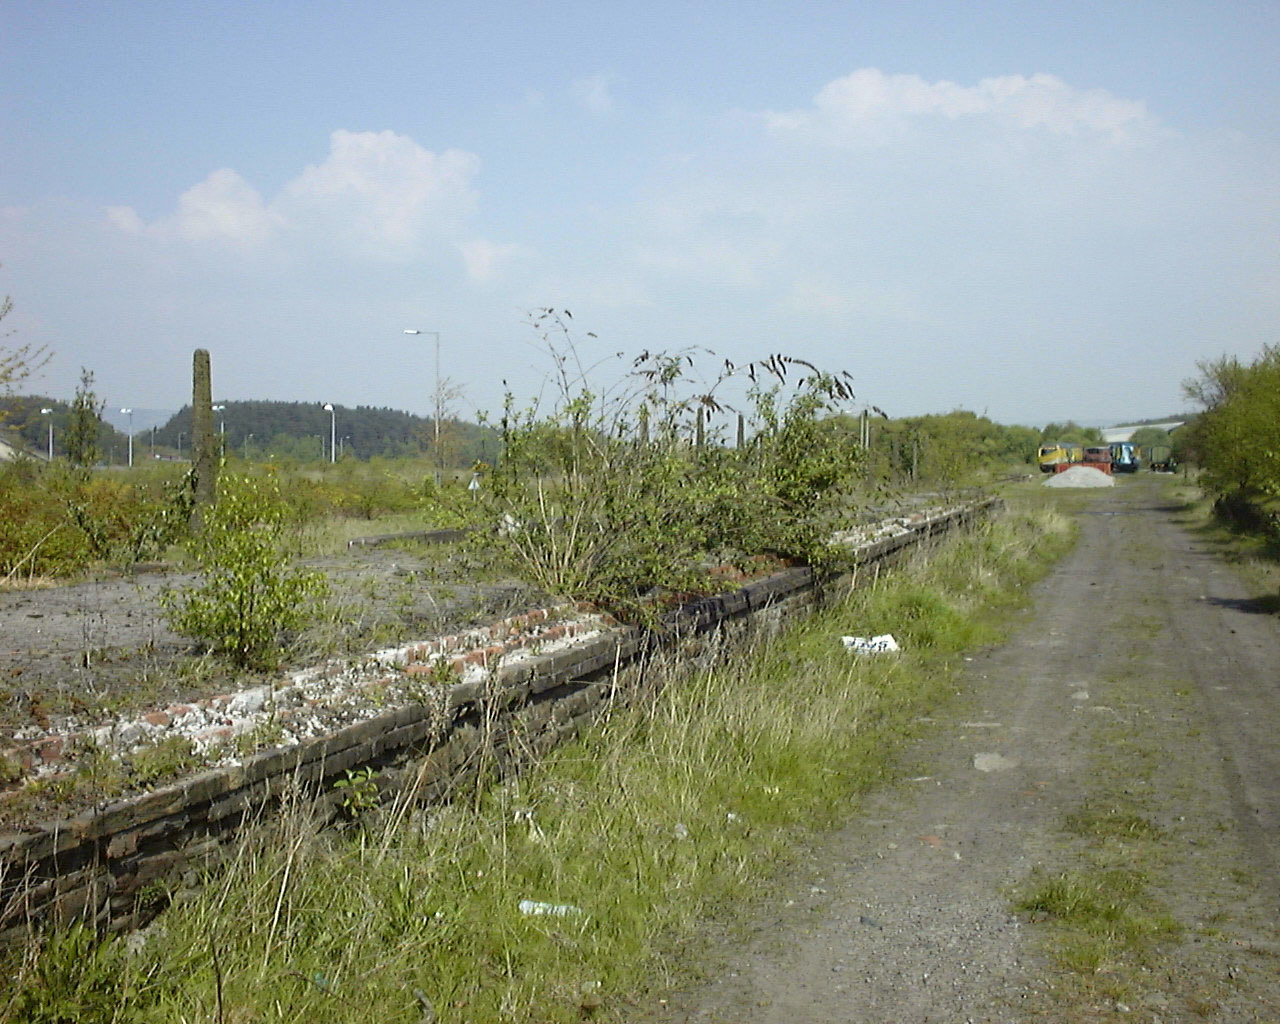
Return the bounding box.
[212,404,226,456]
[40,408,53,461]
[121,408,133,467]
[323,403,335,464]
[403,329,442,484]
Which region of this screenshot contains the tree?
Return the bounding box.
[1182,354,1248,413]
[0,285,51,406]
[1128,426,1172,451]
[1183,345,1280,501]
[865,411,1041,485]
[1039,421,1104,446]
[65,368,104,468]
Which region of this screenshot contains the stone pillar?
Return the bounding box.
[191,349,217,527]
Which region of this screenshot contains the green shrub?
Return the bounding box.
[0,460,193,580]
[1184,344,1280,503]
[477,315,865,619]
[163,472,327,669]
[0,465,85,578]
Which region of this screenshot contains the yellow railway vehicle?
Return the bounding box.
[1037,442,1083,473]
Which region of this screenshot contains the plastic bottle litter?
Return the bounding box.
[841,634,900,653]
[518,899,584,917]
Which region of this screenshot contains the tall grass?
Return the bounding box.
[2,497,1073,1023]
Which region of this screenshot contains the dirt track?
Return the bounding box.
[642,477,1280,1022]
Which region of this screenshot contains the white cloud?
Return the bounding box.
[280,130,479,252]
[570,74,617,115]
[107,168,279,245]
[459,237,525,283]
[173,169,279,244]
[765,68,1155,146]
[107,131,483,258]
[21,68,1269,429]
[105,205,146,234]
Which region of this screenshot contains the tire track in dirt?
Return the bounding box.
[640,479,1280,1023]
[1149,502,1280,886]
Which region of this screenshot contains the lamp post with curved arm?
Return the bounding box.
[121,408,133,467]
[211,404,225,455]
[40,408,53,461]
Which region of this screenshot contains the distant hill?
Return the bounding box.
[1,396,498,465]
[101,408,177,434]
[154,400,498,465]
[0,395,129,463]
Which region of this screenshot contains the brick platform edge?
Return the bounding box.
[0,498,999,940]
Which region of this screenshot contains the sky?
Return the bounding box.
[2,0,1278,430]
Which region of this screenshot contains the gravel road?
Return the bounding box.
[640,477,1280,1022]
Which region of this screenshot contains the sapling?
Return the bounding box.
[164,472,327,669]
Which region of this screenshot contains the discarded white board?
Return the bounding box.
[518,899,584,918]
[841,634,900,653]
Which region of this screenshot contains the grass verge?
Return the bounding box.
[2,498,1074,1024]
[1176,476,1280,609]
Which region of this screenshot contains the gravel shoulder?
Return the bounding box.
[640,476,1280,1023]
[0,543,543,736]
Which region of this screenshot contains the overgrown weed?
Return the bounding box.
[1016,865,1181,978]
[1180,476,1280,603]
[3,502,1068,1023]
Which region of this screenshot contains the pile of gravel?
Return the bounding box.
[1042,466,1116,488]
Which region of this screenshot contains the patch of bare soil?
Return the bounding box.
[0,540,543,737]
[638,476,1280,1023]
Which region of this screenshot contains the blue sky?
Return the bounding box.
[3,0,1278,428]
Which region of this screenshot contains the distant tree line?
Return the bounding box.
[850,409,1061,487]
[0,388,129,465]
[1,394,503,468]
[154,400,500,466]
